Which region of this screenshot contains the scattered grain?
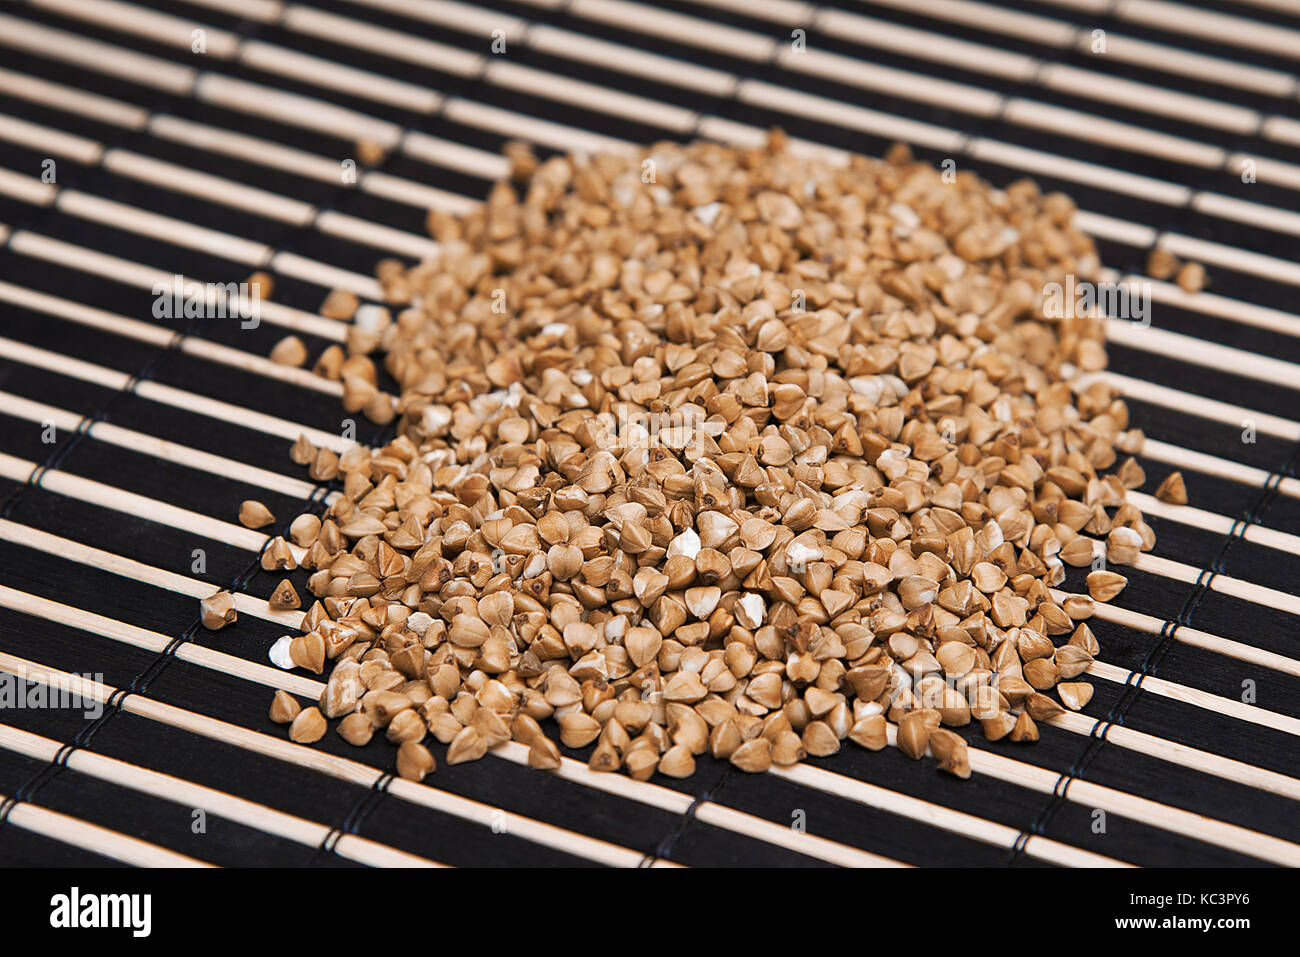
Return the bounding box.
[730,738,773,773]
[238,500,275,529]
[199,590,236,630]
[270,335,308,367]
[1176,261,1206,294]
[1087,569,1128,602]
[268,690,300,724]
[269,579,300,611]
[356,139,387,168]
[1008,711,1039,743]
[321,289,359,321]
[1057,682,1095,711]
[247,270,274,300]
[1145,247,1180,281]
[338,712,375,746]
[447,726,488,765]
[897,711,930,760]
[288,706,327,743]
[1155,471,1188,505]
[397,741,436,781]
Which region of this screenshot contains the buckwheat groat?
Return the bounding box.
[266,134,1154,782]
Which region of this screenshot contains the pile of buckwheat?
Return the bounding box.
[232,132,1161,783]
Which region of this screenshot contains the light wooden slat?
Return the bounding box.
[485,61,700,132]
[883,726,1300,867]
[1159,232,1300,287]
[1134,275,1300,342]
[856,0,1080,45]
[1,795,212,867]
[966,139,1191,205]
[237,40,442,113]
[568,0,777,60]
[102,149,318,226]
[1091,660,1300,738]
[334,0,528,41]
[1080,32,1297,98]
[778,47,1005,117]
[0,530,304,629]
[149,113,347,184]
[1084,372,1300,442]
[0,724,444,867]
[281,4,484,78]
[0,336,349,451]
[0,654,654,868]
[1192,191,1300,238]
[1038,63,1261,134]
[399,133,511,181]
[269,252,384,301]
[773,764,1130,866]
[1062,588,1300,678]
[5,231,349,342]
[0,452,287,556]
[0,392,324,501]
[737,80,965,152]
[1050,713,1300,802]
[9,173,390,296]
[527,24,739,97]
[442,98,634,155]
[29,0,241,58]
[1003,99,1226,169]
[0,65,149,129]
[0,168,57,207]
[1073,211,1159,249]
[1104,318,1300,391]
[1116,0,1300,60]
[0,12,196,95]
[314,211,443,260]
[1132,550,1300,617]
[0,112,103,164]
[56,190,273,266]
[0,109,472,254]
[0,585,1099,867]
[811,8,1037,81]
[169,0,283,21]
[195,73,403,148]
[1133,438,1300,501]
[1130,491,1300,555]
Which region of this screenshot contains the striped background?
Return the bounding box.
[0,0,1298,867]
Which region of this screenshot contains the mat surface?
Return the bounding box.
[0,0,1297,867]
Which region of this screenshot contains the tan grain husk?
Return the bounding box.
[257,134,1152,783]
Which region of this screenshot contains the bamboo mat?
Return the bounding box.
[0,0,1297,868]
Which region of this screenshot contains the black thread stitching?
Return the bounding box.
[0,22,330,837]
[1,323,199,532]
[649,768,735,865]
[314,772,396,863]
[1005,445,1300,865]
